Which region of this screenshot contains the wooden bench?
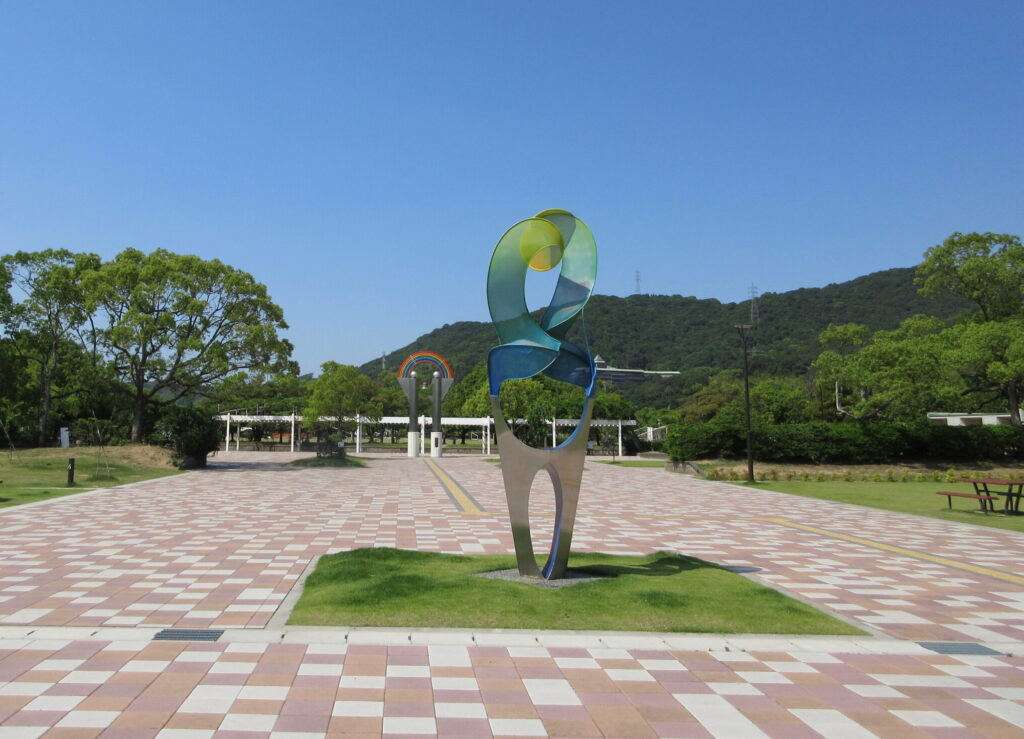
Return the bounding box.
[936,491,999,514]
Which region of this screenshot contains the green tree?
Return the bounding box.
[917,232,1024,321]
[915,231,1024,422]
[303,362,381,439]
[750,376,812,424]
[677,370,742,424]
[821,316,965,421]
[442,364,487,417]
[812,323,871,419]
[86,248,293,443]
[209,369,309,415]
[156,404,222,469]
[0,250,101,444]
[948,319,1024,425]
[593,389,635,420]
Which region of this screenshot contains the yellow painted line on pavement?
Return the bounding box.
[424,459,488,516]
[760,517,1024,586]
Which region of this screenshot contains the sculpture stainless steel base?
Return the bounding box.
[492,396,594,580]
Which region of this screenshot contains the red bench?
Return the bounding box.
[936,491,999,514]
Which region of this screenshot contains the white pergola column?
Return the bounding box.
[290,413,295,452]
[355,417,363,454]
[225,413,231,451]
[618,420,623,457]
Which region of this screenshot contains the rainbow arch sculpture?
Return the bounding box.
[398,351,453,379]
[486,209,597,580]
[396,351,454,457]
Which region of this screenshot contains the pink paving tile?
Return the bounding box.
[2,454,1024,738]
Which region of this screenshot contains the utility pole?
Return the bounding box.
[734,323,754,482]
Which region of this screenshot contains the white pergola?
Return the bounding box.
[215,414,637,455]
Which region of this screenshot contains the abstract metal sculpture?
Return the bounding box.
[397,351,454,457]
[487,209,597,579]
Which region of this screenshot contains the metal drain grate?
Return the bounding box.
[917,641,1004,656]
[153,628,225,642]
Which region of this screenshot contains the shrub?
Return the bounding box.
[156,405,222,469]
[665,419,1024,464]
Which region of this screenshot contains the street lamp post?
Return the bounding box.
[734,323,754,482]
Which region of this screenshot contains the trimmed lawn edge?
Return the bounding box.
[288,548,864,636]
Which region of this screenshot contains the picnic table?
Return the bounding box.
[955,477,1024,514]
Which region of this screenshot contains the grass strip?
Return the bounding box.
[290,548,863,634]
[742,480,1024,533]
[287,455,366,468]
[595,460,666,468]
[0,446,179,509]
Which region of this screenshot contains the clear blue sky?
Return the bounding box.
[2,1,1021,374]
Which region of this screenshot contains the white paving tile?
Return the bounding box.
[488,718,548,736]
[332,700,385,717]
[790,708,879,738]
[522,678,580,706]
[674,693,770,737]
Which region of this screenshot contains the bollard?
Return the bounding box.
[67,457,75,486]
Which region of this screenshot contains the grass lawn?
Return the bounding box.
[290,548,863,634]
[0,445,180,509]
[286,455,367,468]
[595,460,665,468]
[742,480,1024,533]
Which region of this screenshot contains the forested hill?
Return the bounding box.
[360,267,971,407]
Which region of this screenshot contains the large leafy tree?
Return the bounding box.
[0,250,101,444]
[87,248,293,442]
[915,231,1024,423]
[948,319,1024,425]
[917,232,1024,321]
[303,362,381,438]
[812,316,968,422]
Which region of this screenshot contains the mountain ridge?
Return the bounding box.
[360,267,971,407]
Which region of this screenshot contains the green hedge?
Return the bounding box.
[665,420,1024,464]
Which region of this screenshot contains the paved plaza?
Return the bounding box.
[2,451,1024,737]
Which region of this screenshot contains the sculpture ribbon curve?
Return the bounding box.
[486,209,597,579]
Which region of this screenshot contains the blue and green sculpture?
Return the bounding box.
[487,209,597,579]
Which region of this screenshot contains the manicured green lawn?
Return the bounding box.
[290,548,863,634]
[595,460,666,468]
[0,446,180,509]
[742,480,1024,533]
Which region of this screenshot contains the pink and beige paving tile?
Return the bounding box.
[1,639,1024,737]
[2,453,1024,643]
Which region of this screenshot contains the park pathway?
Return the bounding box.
[1,451,1023,737]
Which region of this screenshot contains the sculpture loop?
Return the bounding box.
[487,209,597,579]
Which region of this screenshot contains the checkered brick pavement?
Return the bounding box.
[2,633,1024,737]
[1,451,1024,736]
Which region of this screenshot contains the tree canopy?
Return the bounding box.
[86,248,293,442]
[303,362,381,437]
[917,232,1024,321]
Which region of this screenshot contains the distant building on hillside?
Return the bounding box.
[593,355,680,384]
